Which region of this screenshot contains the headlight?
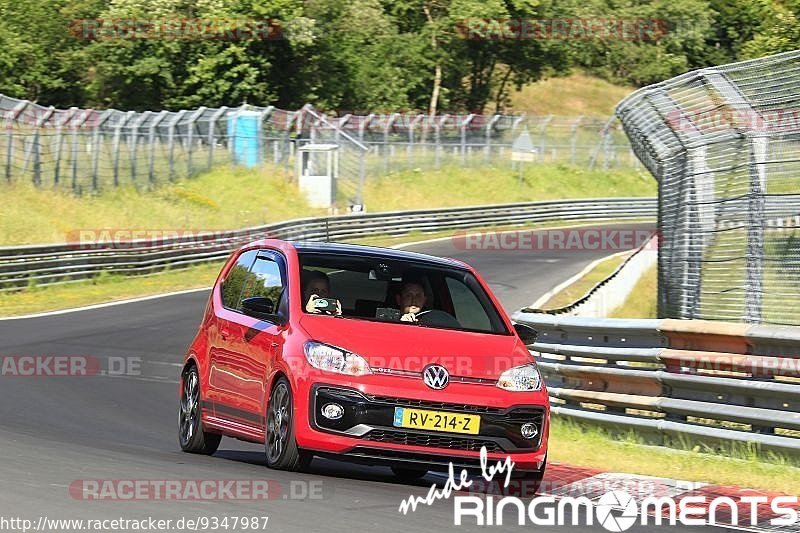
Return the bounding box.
[303,341,372,376]
[496,363,542,391]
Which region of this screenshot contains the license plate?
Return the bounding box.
[392,407,480,435]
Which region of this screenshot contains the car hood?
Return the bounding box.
[298,314,531,379]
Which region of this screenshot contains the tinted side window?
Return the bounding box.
[446,276,492,332]
[221,250,257,310]
[240,256,285,313]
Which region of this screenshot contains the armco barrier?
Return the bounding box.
[0,197,655,290]
[511,312,800,455]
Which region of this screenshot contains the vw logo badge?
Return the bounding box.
[423,364,449,390]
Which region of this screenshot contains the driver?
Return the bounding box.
[302,269,341,315]
[395,280,427,322]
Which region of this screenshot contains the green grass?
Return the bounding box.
[538,254,626,310]
[550,418,800,495]
[509,73,635,116]
[0,162,656,246]
[0,263,225,316]
[0,165,320,246]
[608,264,658,318]
[364,163,654,211]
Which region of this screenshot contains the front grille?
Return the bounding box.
[367,395,504,415]
[364,429,502,452]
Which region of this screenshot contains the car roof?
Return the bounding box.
[289,240,468,269]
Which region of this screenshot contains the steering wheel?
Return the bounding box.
[415,309,461,328]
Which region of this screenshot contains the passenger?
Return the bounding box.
[395,280,427,322]
[302,269,341,315]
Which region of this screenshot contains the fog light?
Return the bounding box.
[521,423,539,439]
[321,403,344,420]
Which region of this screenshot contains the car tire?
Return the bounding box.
[265,377,311,471]
[179,365,222,455]
[391,467,428,482]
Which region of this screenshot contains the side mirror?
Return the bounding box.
[513,323,538,345]
[241,296,276,319]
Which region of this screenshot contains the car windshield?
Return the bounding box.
[298,252,509,335]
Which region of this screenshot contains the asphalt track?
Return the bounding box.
[0,222,709,533]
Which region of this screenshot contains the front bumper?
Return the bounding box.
[297,383,548,472]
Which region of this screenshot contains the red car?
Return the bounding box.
[179,240,549,485]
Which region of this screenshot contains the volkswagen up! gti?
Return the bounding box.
[179,240,548,486]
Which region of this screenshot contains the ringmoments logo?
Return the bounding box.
[398,447,799,530]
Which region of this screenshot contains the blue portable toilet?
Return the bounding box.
[227,110,262,167]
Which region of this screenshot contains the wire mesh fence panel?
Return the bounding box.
[0,92,644,208]
[617,49,800,326]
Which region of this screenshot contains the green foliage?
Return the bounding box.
[0,0,797,111]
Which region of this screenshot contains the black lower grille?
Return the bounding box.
[366,395,504,414]
[364,429,502,452]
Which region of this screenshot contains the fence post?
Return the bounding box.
[383,113,399,174]
[434,114,448,169]
[167,110,186,181]
[28,107,54,187]
[129,111,149,184]
[90,110,112,191]
[207,106,228,171]
[53,107,78,186]
[408,114,422,166]
[148,110,169,185]
[259,106,274,169]
[460,114,474,164]
[485,114,500,162]
[71,109,92,192]
[4,100,28,183]
[745,133,767,323]
[111,111,133,187]
[570,116,583,165]
[186,107,206,177]
[537,115,552,162]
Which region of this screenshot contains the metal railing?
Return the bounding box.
[513,312,800,455]
[0,198,655,290]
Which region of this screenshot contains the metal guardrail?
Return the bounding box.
[0,197,655,290]
[512,312,800,455]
